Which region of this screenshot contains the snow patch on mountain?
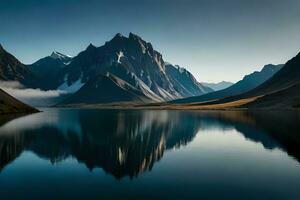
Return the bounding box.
[64,61,72,65]
[117,51,124,63]
[57,76,84,93]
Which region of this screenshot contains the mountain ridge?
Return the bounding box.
[171,64,284,104]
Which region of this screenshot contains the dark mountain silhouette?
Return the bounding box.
[243,82,300,109]
[198,52,300,109]
[238,52,300,108]
[171,64,283,104]
[0,44,37,87]
[0,88,38,114]
[28,51,72,90]
[245,52,300,96]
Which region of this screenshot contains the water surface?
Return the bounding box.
[0,108,299,200]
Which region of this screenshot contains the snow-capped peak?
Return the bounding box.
[50,51,72,61]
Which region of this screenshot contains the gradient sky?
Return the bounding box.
[1,0,300,82]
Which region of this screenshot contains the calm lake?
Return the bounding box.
[0,108,299,200]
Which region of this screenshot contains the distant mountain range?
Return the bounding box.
[172,64,283,104]
[201,81,234,91]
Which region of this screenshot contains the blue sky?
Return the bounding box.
[1,0,300,82]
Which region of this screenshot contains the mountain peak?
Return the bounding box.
[86,43,97,50]
[0,43,3,50]
[114,33,124,38]
[129,32,142,41]
[261,64,283,72]
[50,51,72,61]
[110,33,126,42]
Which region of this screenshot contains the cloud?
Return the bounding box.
[0,81,69,106]
[0,81,24,89]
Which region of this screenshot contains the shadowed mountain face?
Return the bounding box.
[246,52,300,97]
[0,89,38,114]
[172,64,283,104]
[195,51,300,109]
[239,52,300,108]
[0,109,299,179]
[0,44,37,87]
[30,33,211,103]
[28,51,72,90]
[0,45,38,114]
[244,82,300,108]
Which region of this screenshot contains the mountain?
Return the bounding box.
[0,88,38,114]
[201,81,234,91]
[60,73,159,105]
[33,33,210,104]
[239,52,300,108]
[49,51,72,63]
[243,82,300,109]
[171,64,283,104]
[0,44,37,87]
[165,63,213,96]
[242,52,300,97]
[28,51,72,90]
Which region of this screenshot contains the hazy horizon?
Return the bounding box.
[1,0,300,82]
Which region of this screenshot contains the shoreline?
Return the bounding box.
[53,103,300,111]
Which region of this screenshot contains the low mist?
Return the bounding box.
[0,81,70,107]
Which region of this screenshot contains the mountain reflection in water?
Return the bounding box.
[0,109,299,179]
